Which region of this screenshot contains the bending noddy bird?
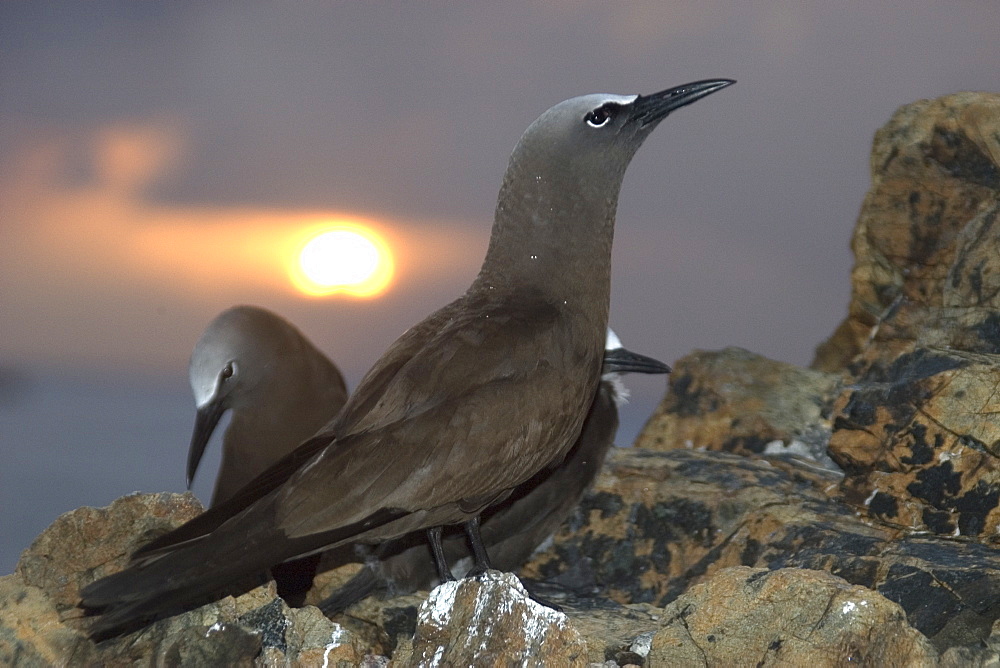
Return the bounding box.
[80,79,734,637]
[186,305,349,602]
[319,329,670,614]
[187,305,349,507]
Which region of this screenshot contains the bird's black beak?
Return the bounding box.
[630,79,735,128]
[602,347,671,375]
[187,399,227,488]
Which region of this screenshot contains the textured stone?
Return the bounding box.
[3,492,392,665]
[648,566,937,666]
[939,618,1000,667]
[635,347,839,468]
[562,601,660,665]
[829,348,1000,539]
[408,571,587,666]
[815,92,1000,372]
[522,447,1000,652]
[0,574,99,667]
[16,491,204,612]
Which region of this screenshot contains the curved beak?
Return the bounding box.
[602,347,671,375]
[630,79,736,128]
[187,399,227,488]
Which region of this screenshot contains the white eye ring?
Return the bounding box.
[585,109,612,128]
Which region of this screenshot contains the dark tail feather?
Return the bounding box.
[80,528,280,638]
[318,565,384,616]
[80,505,410,639]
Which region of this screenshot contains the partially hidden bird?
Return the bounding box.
[185,304,350,603]
[186,304,348,507]
[80,79,734,637]
[319,328,670,614]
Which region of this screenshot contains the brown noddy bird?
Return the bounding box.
[186,304,350,602]
[187,305,349,507]
[319,328,670,614]
[80,79,734,637]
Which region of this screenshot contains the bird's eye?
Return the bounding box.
[584,104,616,128]
[220,362,235,381]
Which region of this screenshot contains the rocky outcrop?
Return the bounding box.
[521,448,1000,653]
[4,91,1000,665]
[814,92,1000,373]
[2,494,386,666]
[809,91,1000,546]
[634,347,840,468]
[406,571,587,666]
[648,566,937,666]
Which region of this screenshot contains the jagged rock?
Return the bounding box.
[407,571,587,666]
[829,347,1000,539]
[635,347,839,469]
[328,591,424,656]
[802,91,1000,540]
[0,574,99,666]
[522,448,1000,652]
[814,92,1000,373]
[16,491,205,612]
[561,601,661,665]
[939,618,1000,667]
[3,492,388,665]
[647,566,938,666]
[326,579,660,664]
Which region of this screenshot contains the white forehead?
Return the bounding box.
[605,328,622,351]
[541,93,639,122]
[189,346,225,408]
[189,326,235,408]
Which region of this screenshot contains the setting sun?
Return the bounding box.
[289,223,394,298]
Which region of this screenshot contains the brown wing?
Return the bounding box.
[277,291,604,538]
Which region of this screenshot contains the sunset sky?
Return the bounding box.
[3,3,999,571]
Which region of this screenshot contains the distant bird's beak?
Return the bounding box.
[603,348,671,375]
[187,399,227,488]
[630,79,736,128]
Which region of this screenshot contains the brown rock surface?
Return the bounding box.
[829,348,1000,539]
[634,347,839,466]
[2,492,388,666]
[0,574,99,666]
[647,566,937,666]
[521,448,1000,652]
[407,571,587,666]
[814,92,1000,372]
[802,92,1000,541]
[16,491,205,613]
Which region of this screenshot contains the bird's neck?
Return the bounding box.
[472,161,619,315]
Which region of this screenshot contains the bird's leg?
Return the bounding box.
[463,516,561,609]
[426,526,456,583]
[463,515,493,577]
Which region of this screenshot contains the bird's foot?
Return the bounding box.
[523,588,563,612]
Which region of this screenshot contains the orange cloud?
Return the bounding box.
[0,121,486,369]
[3,121,484,299]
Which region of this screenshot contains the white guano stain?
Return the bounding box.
[322,624,348,668]
[417,571,571,667]
[420,579,462,627]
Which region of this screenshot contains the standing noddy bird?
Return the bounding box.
[319,329,670,614]
[187,305,349,507]
[180,324,664,609]
[80,79,734,637]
